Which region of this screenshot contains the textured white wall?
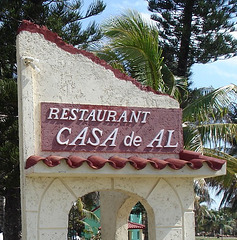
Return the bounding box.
[17,30,179,161]
[24,176,195,240]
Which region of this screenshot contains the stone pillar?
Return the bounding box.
[100,191,128,240]
[116,196,139,240]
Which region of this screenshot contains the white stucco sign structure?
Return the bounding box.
[17,21,226,240]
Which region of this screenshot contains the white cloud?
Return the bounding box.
[214,56,237,67]
[231,31,237,39]
[210,65,237,79]
[140,12,157,26]
[112,0,147,9]
[109,0,149,13]
[192,59,237,89]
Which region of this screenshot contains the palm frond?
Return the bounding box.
[219,180,237,210]
[77,219,95,234]
[194,179,212,205]
[198,123,237,150]
[76,197,84,213]
[183,84,237,122]
[204,148,237,181]
[182,123,204,152]
[102,10,164,91]
[82,209,100,223]
[161,65,188,101]
[204,149,237,210]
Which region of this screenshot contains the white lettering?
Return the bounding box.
[69,127,88,146]
[97,110,107,122]
[78,109,88,120]
[100,128,118,146]
[85,109,96,121]
[164,130,178,148]
[141,111,150,123]
[87,128,103,146]
[124,131,142,147]
[56,127,71,145]
[60,108,70,120]
[48,107,59,119]
[133,135,142,147]
[117,111,128,122]
[129,111,141,123]
[69,108,79,120]
[106,110,117,122]
[124,131,134,146]
[146,129,164,147]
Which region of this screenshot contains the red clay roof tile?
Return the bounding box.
[25,150,225,171]
[128,221,145,229]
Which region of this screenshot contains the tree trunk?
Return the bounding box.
[3,187,21,240]
[177,0,195,77]
[0,196,5,232]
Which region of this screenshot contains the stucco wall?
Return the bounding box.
[17,30,179,162]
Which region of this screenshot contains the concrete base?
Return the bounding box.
[24,176,195,240]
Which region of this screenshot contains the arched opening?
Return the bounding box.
[128,202,148,240]
[67,191,100,240]
[66,189,155,240]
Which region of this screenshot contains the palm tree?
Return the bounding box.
[182,85,237,210]
[96,10,237,210]
[211,172,237,211]
[96,10,188,103]
[68,197,100,239]
[196,206,237,237]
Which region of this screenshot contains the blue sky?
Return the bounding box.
[83,0,237,90]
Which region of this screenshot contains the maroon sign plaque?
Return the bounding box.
[41,103,183,153]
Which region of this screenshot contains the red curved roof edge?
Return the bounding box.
[97,221,144,230]
[25,150,226,171]
[17,20,170,97]
[128,221,145,229]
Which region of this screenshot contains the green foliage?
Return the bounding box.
[206,149,237,211]
[0,78,18,117]
[97,10,188,102]
[195,207,237,236]
[68,198,100,238]
[0,79,20,238]
[0,0,106,78]
[97,13,237,212]
[147,0,237,77]
[183,85,237,210]
[183,85,237,151]
[0,79,18,194]
[100,10,164,91]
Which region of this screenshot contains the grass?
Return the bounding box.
[196,237,237,240]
